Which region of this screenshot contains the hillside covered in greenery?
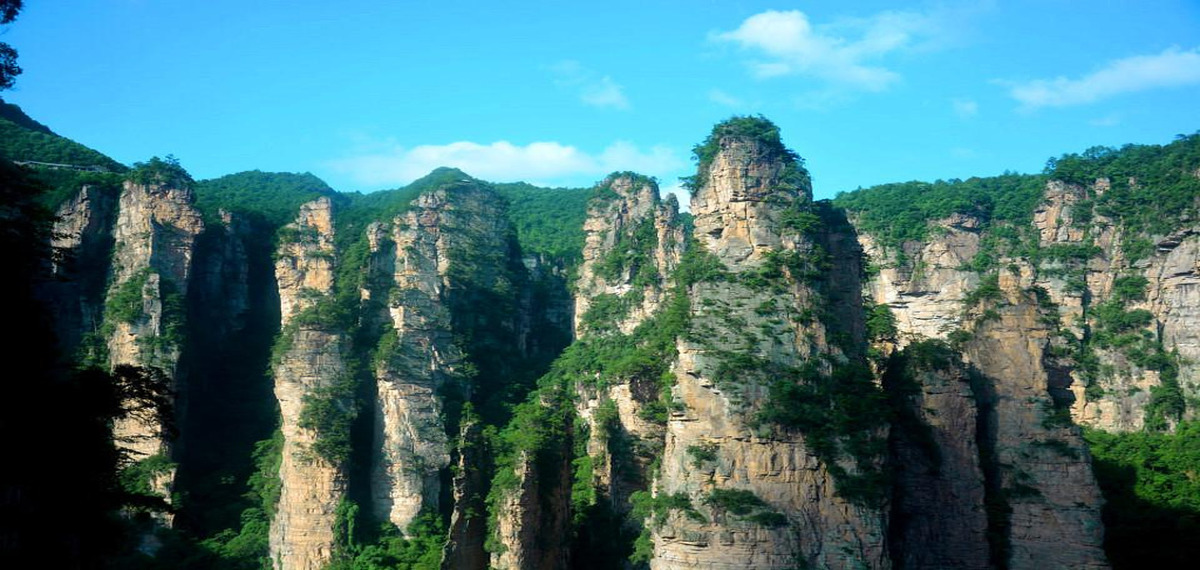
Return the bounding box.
[0,99,125,171]
[835,132,1200,248]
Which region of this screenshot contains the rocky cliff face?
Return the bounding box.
[487,175,686,570]
[269,197,350,570]
[105,179,204,463]
[575,173,683,522]
[43,119,1197,569]
[885,344,989,569]
[863,179,1200,435]
[652,136,889,569]
[574,174,684,334]
[961,273,1108,569]
[45,183,118,357]
[369,181,517,534]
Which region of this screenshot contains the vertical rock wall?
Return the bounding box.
[863,179,1200,434]
[105,180,204,465]
[885,344,989,569]
[962,272,1108,569]
[269,197,349,570]
[653,136,889,569]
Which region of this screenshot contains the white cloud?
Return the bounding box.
[659,180,691,212]
[953,98,978,118]
[328,140,683,187]
[1007,47,1200,109]
[551,60,630,110]
[708,89,744,107]
[713,8,954,91]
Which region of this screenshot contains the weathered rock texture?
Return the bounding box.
[653,136,889,569]
[369,182,516,533]
[269,197,349,570]
[574,174,684,334]
[962,273,1108,569]
[105,180,204,461]
[885,345,989,569]
[490,429,574,570]
[862,178,1200,435]
[574,173,683,528]
[861,214,982,342]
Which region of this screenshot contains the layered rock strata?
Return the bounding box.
[652,136,889,569]
[862,178,1200,434]
[269,197,350,570]
[105,179,204,464]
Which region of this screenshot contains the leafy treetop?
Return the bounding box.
[1043,133,1200,235]
[682,115,809,195]
[833,173,1046,248]
[128,155,194,188]
[194,170,338,227]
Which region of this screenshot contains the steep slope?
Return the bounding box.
[0,98,124,171]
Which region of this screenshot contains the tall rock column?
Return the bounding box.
[269,197,351,570]
[369,181,525,567]
[574,173,683,334]
[104,179,203,472]
[652,128,890,569]
[566,173,684,566]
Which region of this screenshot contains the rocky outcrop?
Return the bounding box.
[269,197,349,570]
[442,417,489,570]
[489,428,574,570]
[369,183,512,533]
[861,213,982,344]
[885,344,989,569]
[859,182,1114,567]
[962,272,1108,569]
[574,174,683,334]
[573,173,683,532]
[652,135,889,569]
[863,178,1199,434]
[105,179,204,461]
[44,183,118,359]
[1033,181,1200,432]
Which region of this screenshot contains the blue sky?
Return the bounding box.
[5,1,1200,203]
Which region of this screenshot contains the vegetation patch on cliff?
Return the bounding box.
[682,115,810,196]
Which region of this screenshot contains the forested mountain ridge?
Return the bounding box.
[4,105,1200,569]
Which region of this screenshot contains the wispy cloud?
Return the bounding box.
[708,89,744,108]
[712,7,970,92]
[952,98,978,118]
[659,180,690,211]
[550,60,630,110]
[1006,47,1200,109]
[1089,114,1121,127]
[328,139,683,187]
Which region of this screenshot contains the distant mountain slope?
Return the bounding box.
[194,170,341,227]
[493,181,591,263]
[0,99,125,171]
